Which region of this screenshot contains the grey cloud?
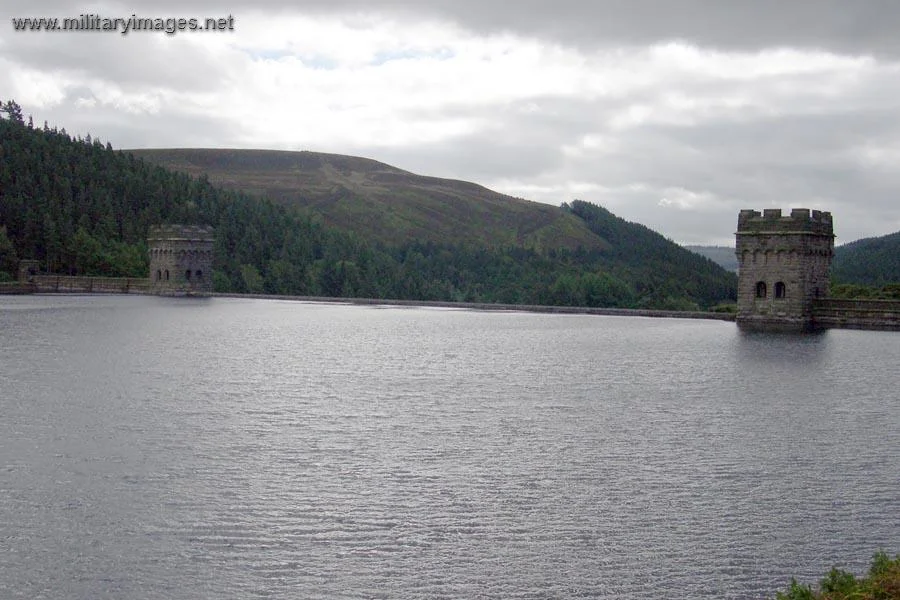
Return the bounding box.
[361,97,602,180]
[4,28,231,92]
[392,0,900,58]
[37,96,248,149]
[554,109,900,243]
[354,135,561,184]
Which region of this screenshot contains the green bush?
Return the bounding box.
[831,283,900,300]
[774,552,900,600]
[776,579,814,600]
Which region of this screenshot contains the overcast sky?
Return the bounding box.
[3,1,900,245]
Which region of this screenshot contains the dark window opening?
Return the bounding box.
[185,269,192,281]
[755,281,767,298]
[775,281,786,299]
[156,269,162,281]
[164,270,169,281]
[196,270,203,280]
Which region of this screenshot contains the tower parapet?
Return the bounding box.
[147,225,215,296]
[737,208,833,235]
[735,208,834,331]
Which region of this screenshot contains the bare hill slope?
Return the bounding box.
[128,148,607,251]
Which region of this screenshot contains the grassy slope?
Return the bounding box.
[128,148,608,252]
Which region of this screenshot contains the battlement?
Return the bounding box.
[737,208,833,236]
[147,224,215,242]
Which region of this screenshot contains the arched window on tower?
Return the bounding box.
[156,269,162,281]
[756,281,767,298]
[164,270,169,281]
[775,281,786,299]
[185,269,192,281]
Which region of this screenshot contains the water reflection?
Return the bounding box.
[735,328,831,368]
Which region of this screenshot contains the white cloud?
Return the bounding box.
[6,62,67,106]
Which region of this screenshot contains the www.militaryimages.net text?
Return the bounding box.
[11,14,235,35]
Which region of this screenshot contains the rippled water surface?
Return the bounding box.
[1,295,898,599]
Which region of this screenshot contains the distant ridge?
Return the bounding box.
[684,245,738,273]
[127,148,607,251]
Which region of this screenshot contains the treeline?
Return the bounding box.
[0,105,736,308]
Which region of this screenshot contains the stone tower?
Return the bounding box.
[735,208,834,331]
[147,225,215,295]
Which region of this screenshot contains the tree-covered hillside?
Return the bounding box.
[0,104,737,308]
[565,201,737,309]
[833,231,900,286]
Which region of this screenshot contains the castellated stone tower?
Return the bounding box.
[735,208,834,331]
[147,225,215,296]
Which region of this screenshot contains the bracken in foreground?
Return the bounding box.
[775,552,900,600]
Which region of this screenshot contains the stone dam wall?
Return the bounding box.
[9,275,153,294]
[813,298,900,331]
[0,282,38,294]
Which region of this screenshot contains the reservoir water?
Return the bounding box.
[1,295,898,599]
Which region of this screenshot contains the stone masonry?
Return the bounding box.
[735,208,834,331]
[147,225,215,295]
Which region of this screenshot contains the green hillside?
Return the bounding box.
[127,148,606,252]
[833,231,900,286]
[565,201,736,309]
[0,106,736,308]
